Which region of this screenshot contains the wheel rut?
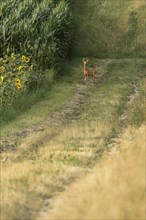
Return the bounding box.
[0,59,109,154]
[0,84,87,152]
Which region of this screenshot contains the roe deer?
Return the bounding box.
[82,58,96,81]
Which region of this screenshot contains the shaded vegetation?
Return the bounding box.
[71,0,146,57]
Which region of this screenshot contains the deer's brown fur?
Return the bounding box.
[82,58,96,81]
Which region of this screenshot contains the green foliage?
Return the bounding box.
[0,0,72,70]
[63,156,81,166]
[0,52,37,107]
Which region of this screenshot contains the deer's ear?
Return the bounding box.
[82,58,85,62]
[86,58,89,62]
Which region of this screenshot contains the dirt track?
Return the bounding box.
[0,59,109,154]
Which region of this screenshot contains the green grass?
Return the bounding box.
[127,78,146,127]
[1,70,79,136]
[1,57,145,136]
[71,0,146,58]
[63,156,81,166]
[78,58,146,137]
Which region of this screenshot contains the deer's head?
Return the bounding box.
[82,58,89,65]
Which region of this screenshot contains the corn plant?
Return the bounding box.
[0,0,73,71]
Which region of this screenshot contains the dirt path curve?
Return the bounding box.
[0,59,109,153]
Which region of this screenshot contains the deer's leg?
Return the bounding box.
[84,74,87,81]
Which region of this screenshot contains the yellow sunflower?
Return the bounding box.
[22,55,26,61]
[16,83,22,89]
[11,53,15,59]
[16,78,21,84]
[24,56,30,63]
[22,55,30,63]
[17,65,23,71]
[0,76,4,83]
[15,78,22,89]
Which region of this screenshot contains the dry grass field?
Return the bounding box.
[44,125,145,219]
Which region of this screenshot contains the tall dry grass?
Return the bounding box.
[44,125,146,219]
[0,120,111,220]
